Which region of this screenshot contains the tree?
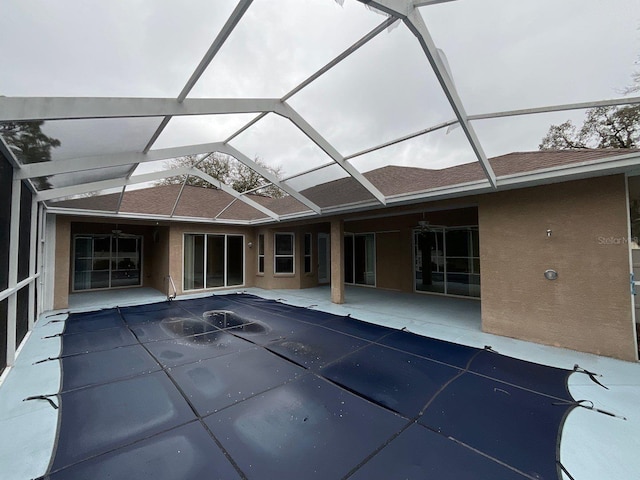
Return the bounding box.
[0,121,61,189]
[158,152,285,198]
[1,121,61,163]
[539,105,640,150]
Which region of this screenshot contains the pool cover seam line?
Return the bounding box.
[43,419,204,477]
[341,350,480,479]
[370,338,578,404]
[342,347,524,480]
[442,435,541,480]
[306,328,402,374]
[56,367,163,395]
[118,306,251,480]
[317,376,409,419]
[197,373,313,419]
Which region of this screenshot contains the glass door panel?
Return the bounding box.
[112,236,141,287]
[184,234,205,290]
[317,233,330,284]
[73,234,142,291]
[344,235,354,284]
[414,227,480,298]
[226,235,244,286]
[206,235,225,288]
[415,230,445,294]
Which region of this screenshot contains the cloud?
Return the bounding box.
[1,0,639,186]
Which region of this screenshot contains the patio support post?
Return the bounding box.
[330,218,345,304]
[6,178,21,367]
[28,196,38,329]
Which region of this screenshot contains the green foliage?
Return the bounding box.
[539,105,640,150]
[1,121,61,162]
[158,152,285,198]
[0,121,61,189]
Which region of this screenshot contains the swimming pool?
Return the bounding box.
[38,293,578,479]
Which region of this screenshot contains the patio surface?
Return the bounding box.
[0,286,638,479]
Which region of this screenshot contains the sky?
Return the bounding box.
[1,0,640,190]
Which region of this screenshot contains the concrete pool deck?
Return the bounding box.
[0,286,638,479]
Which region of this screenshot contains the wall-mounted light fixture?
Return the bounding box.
[247,242,253,248]
[544,269,558,280]
[546,229,552,237]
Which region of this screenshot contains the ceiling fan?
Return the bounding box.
[111,225,138,239]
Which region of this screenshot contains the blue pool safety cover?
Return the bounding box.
[48,421,241,480]
[379,329,480,368]
[60,344,161,391]
[43,293,579,479]
[50,371,196,472]
[418,372,570,480]
[348,424,526,480]
[204,374,406,480]
[321,343,462,417]
[120,302,193,325]
[60,325,138,355]
[267,324,370,370]
[167,347,305,416]
[143,331,254,368]
[62,308,125,334]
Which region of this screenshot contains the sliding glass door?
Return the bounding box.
[414,227,480,298]
[344,233,375,286]
[73,234,142,291]
[184,234,244,291]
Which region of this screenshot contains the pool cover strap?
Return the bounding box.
[573,364,608,389]
[23,394,59,410]
[558,461,578,480]
[552,398,627,420]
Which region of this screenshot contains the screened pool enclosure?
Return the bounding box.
[1,0,640,374]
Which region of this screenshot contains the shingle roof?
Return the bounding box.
[48,149,639,220]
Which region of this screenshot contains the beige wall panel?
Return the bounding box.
[53,217,71,309]
[375,231,404,291]
[145,227,170,293]
[479,175,637,361]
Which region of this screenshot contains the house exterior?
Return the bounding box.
[42,149,640,362]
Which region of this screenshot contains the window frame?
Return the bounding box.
[344,232,376,287]
[303,233,312,274]
[257,233,265,274]
[182,233,245,292]
[71,233,144,292]
[274,232,295,275]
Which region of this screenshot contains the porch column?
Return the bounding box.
[330,218,344,304]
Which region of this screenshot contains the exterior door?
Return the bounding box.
[318,233,330,284]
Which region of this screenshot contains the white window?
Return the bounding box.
[274,233,294,274]
[257,234,265,274]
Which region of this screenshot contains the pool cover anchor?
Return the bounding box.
[33,356,60,365]
[42,333,63,339]
[23,394,59,410]
[573,364,608,389]
[552,398,627,421]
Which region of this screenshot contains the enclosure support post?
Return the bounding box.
[330,218,344,304]
[6,178,21,367]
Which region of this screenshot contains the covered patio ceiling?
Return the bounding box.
[1,0,640,224]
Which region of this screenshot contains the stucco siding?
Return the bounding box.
[479,175,637,361]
